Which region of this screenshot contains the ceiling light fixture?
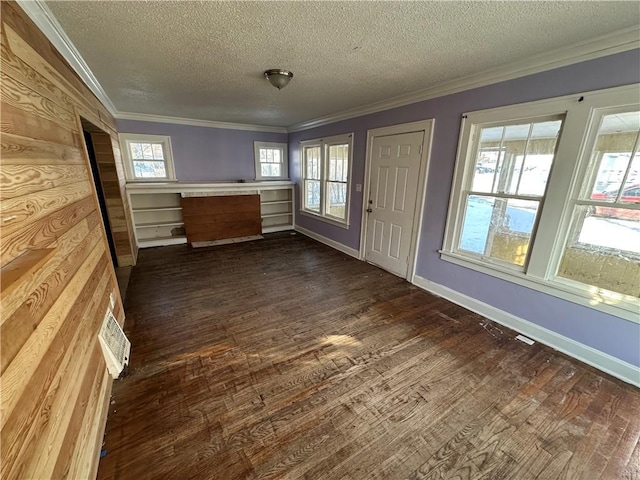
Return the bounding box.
[264,69,293,90]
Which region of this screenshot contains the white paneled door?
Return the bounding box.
[365,131,425,277]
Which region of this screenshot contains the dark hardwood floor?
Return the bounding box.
[97,233,639,480]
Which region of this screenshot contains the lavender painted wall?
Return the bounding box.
[289,49,640,367]
[116,119,287,182]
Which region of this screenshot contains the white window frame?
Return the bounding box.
[300,133,353,228]
[254,141,288,180]
[120,133,177,182]
[441,84,640,322]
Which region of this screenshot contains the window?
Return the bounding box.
[301,133,352,225]
[457,116,563,268]
[254,142,288,180]
[442,84,639,321]
[120,134,176,181]
[558,108,640,297]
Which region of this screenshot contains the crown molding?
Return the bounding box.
[115,112,288,134]
[287,26,640,133]
[17,0,119,116]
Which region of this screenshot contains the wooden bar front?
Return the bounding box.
[181,194,261,243]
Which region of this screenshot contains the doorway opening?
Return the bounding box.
[80,119,132,297]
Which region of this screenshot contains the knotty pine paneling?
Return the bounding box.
[0,2,134,478]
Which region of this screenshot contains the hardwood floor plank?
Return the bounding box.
[96,234,640,480]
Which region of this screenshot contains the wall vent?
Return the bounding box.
[98,309,131,379]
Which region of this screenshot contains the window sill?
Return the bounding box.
[439,250,640,324]
[299,210,350,229]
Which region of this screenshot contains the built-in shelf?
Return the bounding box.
[127,181,294,248]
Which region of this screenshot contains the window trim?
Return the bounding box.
[120,133,177,182]
[254,141,288,180]
[300,133,353,227]
[441,84,640,322]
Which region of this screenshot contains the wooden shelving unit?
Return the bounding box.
[126,181,294,248]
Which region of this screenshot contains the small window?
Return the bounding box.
[254,142,288,180]
[301,133,352,225]
[120,134,176,182]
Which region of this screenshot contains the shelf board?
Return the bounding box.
[260,200,292,205]
[132,207,182,212]
[136,221,184,229]
[138,235,187,248]
[261,212,293,218]
[262,224,294,234]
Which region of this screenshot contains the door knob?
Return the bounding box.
[366,208,373,213]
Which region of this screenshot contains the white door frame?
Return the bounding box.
[359,119,434,280]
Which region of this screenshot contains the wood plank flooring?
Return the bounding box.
[97,233,640,480]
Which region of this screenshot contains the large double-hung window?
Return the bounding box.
[301,133,353,225]
[442,85,639,321]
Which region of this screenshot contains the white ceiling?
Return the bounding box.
[45,1,640,128]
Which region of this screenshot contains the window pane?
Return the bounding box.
[328,144,349,182]
[130,142,143,160]
[587,111,640,200]
[558,205,640,297]
[472,119,561,196]
[133,160,167,178]
[326,181,347,219]
[621,156,640,204]
[459,195,539,267]
[141,143,154,160]
[305,179,320,211]
[261,164,281,178]
[305,146,321,180]
[152,143,164,160]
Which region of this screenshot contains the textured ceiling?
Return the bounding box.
[46,1,640,127]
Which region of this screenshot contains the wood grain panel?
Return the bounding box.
[181,194,261,215]
[1,20,100,119]
[0,248,55,297]
[1,260,110,480]
[0,180,92,232]
[1,71,76,127]
[0,2,134,478]
[0,195,95,265]
[0,164,88,198]
[1,101,78,146]
[182,194,262,243]
[0,241,105,428]
[1,44,79,114]
[0,132,84,165]
[1,221,103,374]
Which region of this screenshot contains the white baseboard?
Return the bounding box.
[294,226,361,259]
[412,274,640,388]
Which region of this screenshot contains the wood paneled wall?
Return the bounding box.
[1,2,135,478]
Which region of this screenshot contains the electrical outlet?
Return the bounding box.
[356,184,362,192]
